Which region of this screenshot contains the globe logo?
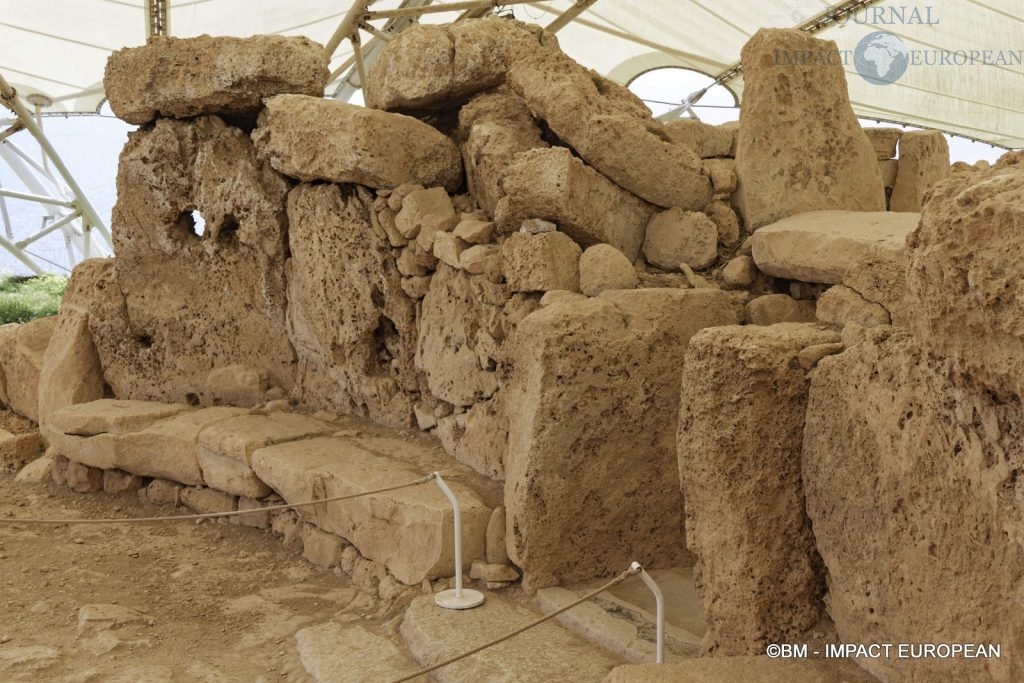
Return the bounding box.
[855,31,910,85]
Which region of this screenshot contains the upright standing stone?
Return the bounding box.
[505,289,741,588]
[733,29,885,230]
[0,316,56,422]
[890,130,950,212]
[678,324,839,655]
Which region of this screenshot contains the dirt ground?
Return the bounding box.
[0,471,391,682]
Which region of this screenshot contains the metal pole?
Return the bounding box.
[433,472,485,610]
[15,210,81,248]
[0,188,75,209]
[352,34,369,89]
[545,0,599,33]
[368,0,535,20]
[0,234,44,274]
[0,71,112,246]
[325,0,373,56]
[630,562,665,664]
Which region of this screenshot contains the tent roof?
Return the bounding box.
[3,0,1022,148]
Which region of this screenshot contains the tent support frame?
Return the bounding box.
[0,71,112,274]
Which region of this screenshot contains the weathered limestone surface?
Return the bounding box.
[746,295,816,326]
[890,130,950,212]
[664,119,736,159]
[804,329,1024,683]
[104,35,328,124]
[604,658,877,683]
[506,45,712,210]
[295,623,420,682]
[0,316,56,422]
[92,116,295,404]
[579,244,638,297]
[0,429,42,472]
[751,211,917,287]
[678,324,839,655]
[495,147,653,260]
[251,436,490,584]
[734,30,885,229]
[501,232,581,293]
[864,127,902,160]
[816,285,891,328]
[253,95,463,192]
[905,154,1024,400]
[643,209,719,271]
[51,399,190,436]
[366,19,551,111]
[458,92,548,215]
[118,406,248,485]
[196,412,334,498]
[506,289,742,587]
[401,594,622,682]
[416,265,501,408]
[37,260,109,443]
[287,184,419,428]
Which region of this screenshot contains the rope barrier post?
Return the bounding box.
[433,472,485,610]
[630,561,665,664]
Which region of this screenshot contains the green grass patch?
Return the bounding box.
[0,274,68,324]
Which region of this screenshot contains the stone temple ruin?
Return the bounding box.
[1,17,1020,683]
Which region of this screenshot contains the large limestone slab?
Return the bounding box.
[804,329,1024,683]
[295,623,420,682]
[495,147,653,261]
[37,260,108,444]
[92,116,294,404]
[253,95,463,192]
[103,35,328,125]
[507,45,711,210]
[751,210,917,286]
[196,412,334,498]
[906,153,1024,401]
[366,19,550,111]
[401,594,622,682]
[252,436,490,584]
[458,92,548,215]
[0,316,56,422]
[117,406,249,485]
[52,399,190,436]
[605,658,876,683]
[733,30,885,230]
[890,130,949,212]
[287,184,419,428]
[505,289,742,587]
[678,324,839,655]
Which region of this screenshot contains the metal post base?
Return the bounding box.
[434,588,486,610]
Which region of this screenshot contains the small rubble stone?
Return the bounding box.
[396,187,457,242]
[0,430,43,472]
[453,218,494,244]
[302,525,347,569]
[180,487,237,515]
[704,201,742,247]
[433,231,467,269]
[66,461,103,493]
[746,295,817,326]
[51,453,69,485]
[501,232,582,293]
[0,316,56,422]
[486,506,510,565]
[104,35,328,124]
[102,469,143,495]
[705,158,737,195]
[579,244,638,296]
[644,209,719,271]
[539,290,588,307]
[235,496,271,529]
[798,342,846,370]
[721,255,758,289]
[387,183,424,212]
[459,244,500,275]
[199,365,273,408]
[146,479,182,507]
[401,276,433,300]
[470,559,520,583]
[816,285,891,328]
[253,95,463,192]
[14,454,53,485]
[520,218,557,234]
[890,130,950,212]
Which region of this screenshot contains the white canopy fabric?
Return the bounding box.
[2,0,1022,148]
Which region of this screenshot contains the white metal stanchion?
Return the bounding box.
[631,562,666,664]
[433,472,485,610]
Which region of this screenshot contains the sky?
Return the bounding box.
[0,68,1012,276]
